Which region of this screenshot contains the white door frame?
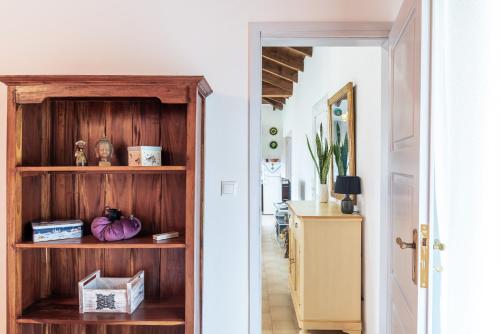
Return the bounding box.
[284,133,292,180]
[248,22,393,334]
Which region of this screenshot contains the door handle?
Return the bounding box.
[396,229,419,285]
[433,239,446,251]
[396,237,416,249]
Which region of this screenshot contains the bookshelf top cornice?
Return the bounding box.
[0,75,212,98]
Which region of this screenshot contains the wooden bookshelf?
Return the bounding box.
[15,235,186,249]
[16,165,187,174]
[18,296,185,326]
[2,76,211,334]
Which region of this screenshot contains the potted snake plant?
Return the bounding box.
[306,123,334,203]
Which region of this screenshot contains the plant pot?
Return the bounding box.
[318,184,329,203]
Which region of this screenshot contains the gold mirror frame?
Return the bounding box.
[328,82,356,200]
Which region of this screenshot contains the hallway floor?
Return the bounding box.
[262,214,299,334]
[261,215,341,334]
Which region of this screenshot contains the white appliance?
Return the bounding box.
[261,161,282,214]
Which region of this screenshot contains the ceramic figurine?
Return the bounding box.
[74,140,88,166]
[95,138,113,167]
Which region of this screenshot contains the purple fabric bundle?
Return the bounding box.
[91,215,142,241]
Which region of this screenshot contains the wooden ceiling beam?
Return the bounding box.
[267,97,286,105]
[262,82,292,98]
[261,47,313,103]
[262,98,272,105]
[262,71,293,93]
[262,58,298,83]
[262,47,305,72]
[262,97,283,110]
[288,47,313,57]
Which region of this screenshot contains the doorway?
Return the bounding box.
[249,12,431,334]
[250,26,391,334]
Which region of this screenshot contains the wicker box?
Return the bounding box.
[78,270,145,314]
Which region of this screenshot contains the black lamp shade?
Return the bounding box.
[334,176,361,195]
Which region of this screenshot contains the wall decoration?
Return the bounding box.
[328,82,356,200]
[269,127,278,136]
[269,141,278,149]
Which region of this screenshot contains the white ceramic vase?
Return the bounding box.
[318,184,329,203]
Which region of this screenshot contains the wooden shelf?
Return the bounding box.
[18,296,185,326]
[16,166,186,174]
[16,235,186,249]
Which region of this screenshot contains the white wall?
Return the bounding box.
[0,1,402,333]
[282,46,383,333]
[432,1,500,333]
[261,104,283,160]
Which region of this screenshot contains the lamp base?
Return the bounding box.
[341,194,354,214]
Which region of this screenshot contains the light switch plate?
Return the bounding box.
[221,181,237,196]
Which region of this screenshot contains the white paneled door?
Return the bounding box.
[388,0,430,333]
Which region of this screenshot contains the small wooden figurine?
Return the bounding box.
[95,138,113,167]
[74,140,88,166]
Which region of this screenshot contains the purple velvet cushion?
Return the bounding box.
[91,216,142,241]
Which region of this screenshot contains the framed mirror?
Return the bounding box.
[328,82,356,200]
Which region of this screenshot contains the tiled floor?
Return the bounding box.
[261,215,342,334]
[261,214,299,334]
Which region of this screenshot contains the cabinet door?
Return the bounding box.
[294,233,301,300]
[288,224,296,291]
[294,218,303,309]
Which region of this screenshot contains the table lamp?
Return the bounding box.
[334,176,361,214]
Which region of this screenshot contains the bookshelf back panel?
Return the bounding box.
[21,176,43,241]
[20,173,186,241]
[20,98,187,167]
[20,248,185,301]
[19,324,44,334]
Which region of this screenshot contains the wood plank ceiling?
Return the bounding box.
[262,47,313,110]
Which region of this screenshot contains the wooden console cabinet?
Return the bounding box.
[1,75,211,334]
[287,201,363,334]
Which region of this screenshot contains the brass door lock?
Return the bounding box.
[420,225,429,288]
